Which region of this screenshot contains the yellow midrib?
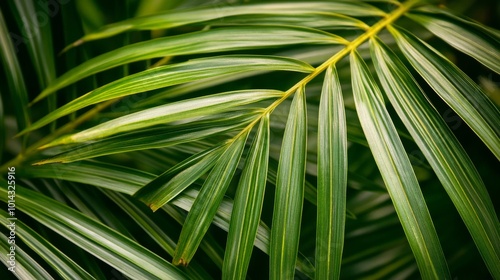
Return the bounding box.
[231,0,422,142]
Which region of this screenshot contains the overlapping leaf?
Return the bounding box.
[67,2,381,45]
[134,145,223,211]
[38,90,283,147]
[173,190,315,279]
[36,26,346,102]
[173,131,248,266]
[0,233,53,280]
[316,66,347,279]
[371,37,500,278]
[269,87,307,279]
[389,26,500,160]
[350,50,450,279]
[3,1,500,279]
[36,111,255,164]
[407,6,500,73]
[0,181,189,280]
[24,55,313,133]
[0,9,30,131]
[9,0,56,88]
[18,160,314,277]
[102,190,214,280]
[223,115,270,279]
[0,210,94,279]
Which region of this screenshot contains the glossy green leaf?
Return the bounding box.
[103,191,177,255]
[26,55,313,133]
[204,13,369,30]
[173,131,248,266]
[172,189,315,279]
[223,114,270,279]
[0,181,189,280]
[0,210,95,279]
[18,160,313,278]
[316,66,347,279]
[0,233,54,280]
[36,112,255,164]
[68,2,381,44]
[2,1,499,278]
[58,182,135,239]
[38,89,283,146]
[350,50,450,279]
[19,161,150,195]
[37,26,346,101]
[407,7,500,73]
[269,87,307,279]
[134,145,223,211]
[102,190,214,280]
[371,37,500,278]
[389,26,500,160]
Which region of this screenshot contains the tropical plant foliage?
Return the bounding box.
[1,0,499,279]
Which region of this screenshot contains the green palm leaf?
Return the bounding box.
[350,50,450,279]
[389,26,500,160]
[371,37,500,277]
[38,89,283,147]
[35,26,346,102]
[407,6,500,74]
[0,9,30,131]
[223,114,270,279]
[37,112,254,163]
[269,87,307,279]
[24,55,313,134]
[66,1,380,46]
[173,131,248,266]
[0,210,94,279]
[2,1,499,279]
[316,65,347,279]
[0,181,189,280]
[0,233,54,280]
[134,145,223,211]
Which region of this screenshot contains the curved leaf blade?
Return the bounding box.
[205,13,369,30]
[407,8,500,74]
[37,26,346,101]
[70,2,381,44]
[39,89,283,146]
[389,26,500,160]
[36,112,255,164]
[316,66,347,279]
[0,210,95,279]
[101,190,214,280]
[26,55,313,133]
[18,161,314,278]
[371,37,500,278]
[134,145,223,211]
[350,50,450,279]
[0,182,189,280]
[172,131,248,266]
[0,233,54,280]
[10,0,56,88]
[20,161,150,195]
[269,87,307,279]
[223,114,270,279]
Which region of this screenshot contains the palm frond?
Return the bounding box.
[1,0,499,279]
